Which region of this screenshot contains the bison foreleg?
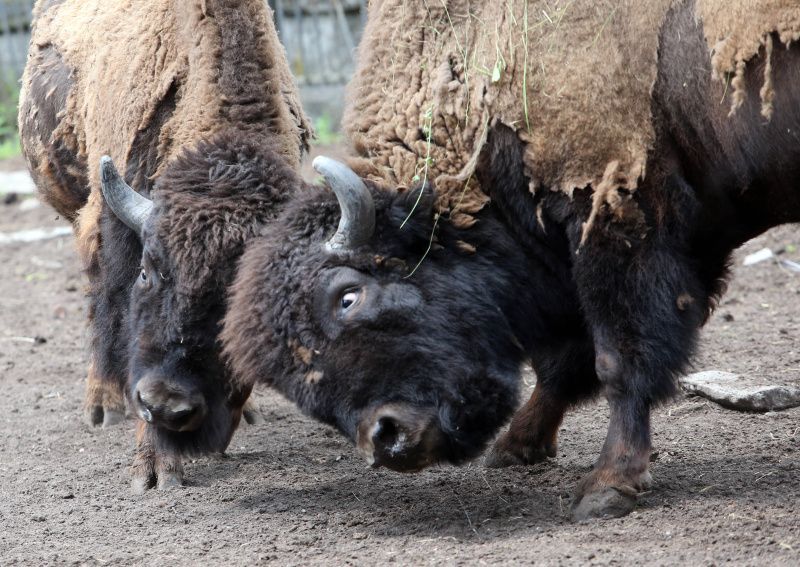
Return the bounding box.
[83,362,125,428]
[568,211,707,520]
[485,336,599,468]
[130,421,184,494]
[241,394,264,426]
[484,382,565,467]
[569,394,653,521]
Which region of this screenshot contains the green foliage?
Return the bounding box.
[0,132,20,159]
[0,71,20,159]
[312,114,342,146]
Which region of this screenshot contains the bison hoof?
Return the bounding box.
[131,465,184,493]
[84,404,125,428]
[484,445,526,468]
[570,486,638,522]
[484,438,554,469]
[157,472,184,491]
[131,473,156,495]
[242,407,264,426]
[102,408,125,428]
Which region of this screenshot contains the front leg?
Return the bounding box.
[570,392,653,520]
[568,195,709,520]
[130,387,254,493]
[83,205,140,427]
[485,383,566,467]
[84,361,126,427]
[130,421,184,494]
[486,338,599,467]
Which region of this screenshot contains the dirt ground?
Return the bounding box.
[0,158,798,566]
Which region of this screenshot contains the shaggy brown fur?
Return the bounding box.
[20,0,311,264]
[699,0,800,118]
[153,131,297,307]
[344,0,800,239]
[18,0,311,411]
[17,0,312,487]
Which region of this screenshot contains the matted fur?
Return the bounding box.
[699,0,800,118]
[344,0,800,237]
[19,0,311,263]
[153,131,297,305]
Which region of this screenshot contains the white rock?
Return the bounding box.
[680,371,800,412]
[742,248,773,266]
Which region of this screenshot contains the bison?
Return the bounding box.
[222,0,800,520]
[19,0,310,490]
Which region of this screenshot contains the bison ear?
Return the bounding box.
[388,183,437,242]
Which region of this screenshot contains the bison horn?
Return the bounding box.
[99,156,153,236]
[312,156,375,251]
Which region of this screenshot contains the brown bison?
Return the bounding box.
[19,0,310,490]
[222,0,800,520]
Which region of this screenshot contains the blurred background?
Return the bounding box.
[0,0,367,163]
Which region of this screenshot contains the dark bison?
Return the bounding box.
[19,0,310,490]
[223,1,800,520]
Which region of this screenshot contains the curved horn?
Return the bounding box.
[99,156,153,236]
[312,156,375,251]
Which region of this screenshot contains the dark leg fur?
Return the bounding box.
[485,383,566,467]
[131,389,251,493]
[486,338,599,467]
[131,421,185,494]
[567,178,709,520]
[571,395,653,521]
[84,211,142,427]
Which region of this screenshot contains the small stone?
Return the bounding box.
[743,248,773,266]
[352,532,368,540]
[680,371,800,412]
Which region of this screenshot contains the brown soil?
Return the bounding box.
[0,162,798,565]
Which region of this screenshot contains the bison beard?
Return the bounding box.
[224,0,800,522]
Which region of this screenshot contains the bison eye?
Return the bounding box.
[341,289,360,310]
[140,268,147,281]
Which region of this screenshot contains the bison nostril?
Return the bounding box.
[136,391,154,423]
[171,406,196,423]
[373,416,405,455]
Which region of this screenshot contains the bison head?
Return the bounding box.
[99,133,294,453]
[224,158,534,471]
